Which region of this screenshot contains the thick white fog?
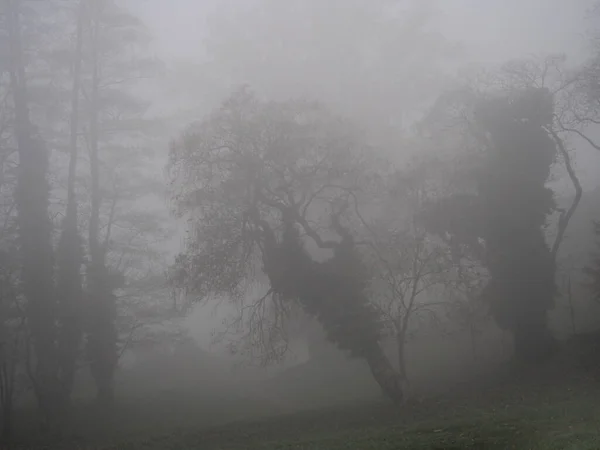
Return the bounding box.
[126,0,600,353]
[5,0,600,446]
[137,0,589,62]
[135,0,600,189]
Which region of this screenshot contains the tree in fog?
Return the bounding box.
[476,88,558,361]
[444,248,490,360]
[421,85,559,361]
[4,0,60,422]
[584,221,600,302]
[0,255,24,441]
[169,88,404,404]
[82,0,164,406]
[55,0,85,404]
[417,51,600,362]
[367,162,450,384]
[0,69,25,438]
[2,0,167,420]
[567,1,600,153]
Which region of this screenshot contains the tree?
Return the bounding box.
[0,252,26,443]
[477,88,558,362]
[0,72,24,440]
[416,53,595,362]
[444,249,490,360]
[168,88,404,404]
[2,0,168,424]
[84,0,119,406]
[366,163,450,385]
[55,0,85,403]
[564,0,600,153]
[81,0,164,406]
[584,221,600,303]
[419,86,559,362]
[5,0,60,422]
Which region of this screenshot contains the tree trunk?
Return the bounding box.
[56,0,85,401]
[364,345,403,405]
[96,373,115,408]
[469,321,478,361]
[0,362,14,444]
[513,314,556,364]
[396,331,408,384]
[1,395,13,444]
[6,0,61,423]
[86,0,117,407]
[89,288,117,407]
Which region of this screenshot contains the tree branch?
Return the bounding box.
[546,126,583,260]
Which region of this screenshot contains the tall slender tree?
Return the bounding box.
[82,0,163,405]
[84,0,117,406]
[5,0,60,420]
[55,0,85,402]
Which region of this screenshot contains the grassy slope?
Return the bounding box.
[11,346,600,449]
[27,379,595,450]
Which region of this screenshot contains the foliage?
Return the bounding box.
[0,0,173,426]
[169,87,403,402]
[419,84,559,361]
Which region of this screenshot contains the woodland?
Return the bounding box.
[2,0,600,448]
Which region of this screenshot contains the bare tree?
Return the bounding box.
[168,88,405,404]
[365,167,450,385]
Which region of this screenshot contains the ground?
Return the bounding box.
[11,374,600,450]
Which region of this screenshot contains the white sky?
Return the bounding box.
[134,0,592,62]
[133,0,599,190]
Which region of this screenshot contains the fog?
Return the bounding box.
[136,0,600,353]
[139,0,588,62]
[2,0,600,448]
[139,0,600,185]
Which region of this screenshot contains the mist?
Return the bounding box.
[2,0,600,448]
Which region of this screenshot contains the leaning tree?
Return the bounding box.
[168,88,404,404]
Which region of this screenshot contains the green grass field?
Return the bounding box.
[14,377,600,450]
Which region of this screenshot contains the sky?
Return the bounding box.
[443,0,591,62]
[135,0,592,63]
[132,0,599,191]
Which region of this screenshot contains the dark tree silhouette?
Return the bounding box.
[55,0,85,403]
[420,87,558,362]
[168,88,404,404]
[6,0,60,421]
[476,88,557,362]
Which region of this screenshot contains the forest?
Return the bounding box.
[2,0,600,448]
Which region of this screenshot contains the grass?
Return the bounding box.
[10,375,600,449]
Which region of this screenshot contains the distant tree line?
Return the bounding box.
[0,0,173,440]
